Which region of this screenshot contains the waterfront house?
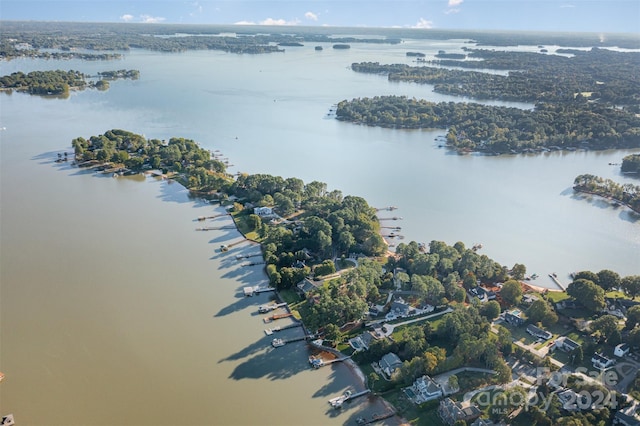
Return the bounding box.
[390,297,411,318]
[504,309,525,326]
[555,336,581,353]
[348,332,374,352]
[411,375,443,403]
[557,389,581,411]
[296,277,322,296]
[438,398,482,425]
[592,352,615,370]
[379,352,403,379]
[526,324,553,340]
[253,206,274,217]
[615,343,631,358]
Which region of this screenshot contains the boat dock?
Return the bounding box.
[196,213,230,221]
[271,334,315,347]
[236,253,262,260]
[264,322,302,335]
[328,389,371,408]
[308,354,350,369]
[548,273,566,290]
[377,216,402,221]
[258,302,288,314]
[196,225,236,231]
[243,286,276,296]
[356,410,396,424]
[263,312,293,323]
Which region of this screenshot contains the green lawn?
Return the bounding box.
[383,390,444,426]
[546,291,570,303]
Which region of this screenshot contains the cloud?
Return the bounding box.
[444,8,461,14]
[448,0,463,6]
[412,18,433,29]
[234,17,301,26]
[120,14,134,22]
[140,15,166,24]
[305,12,318,21]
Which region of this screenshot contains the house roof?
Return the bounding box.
[380,352,402,370]
[296,278,321,294]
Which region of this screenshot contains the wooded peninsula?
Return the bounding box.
[0,69,139,96]
[339,47,640,154]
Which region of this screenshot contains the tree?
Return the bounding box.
[597,269,621,291]
[500,280,523,307]
[480,300,501,321]
[590,315,619,344]
[526,299,558,326]
[247,214,262,232]
[324,323,342,345]
[448,374,459,391]
[573,270,600,286]
[626,305,640,329]
[511,263,527,280]
[567,278,605,313]
[622,276,640,300]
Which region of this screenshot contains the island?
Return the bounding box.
[573,174,640,214]
[59,128,640,425]
[0,69,139,96]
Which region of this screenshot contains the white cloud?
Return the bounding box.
[120,14,134,22]
[444,8,461,14]
[140,15,166,24]
[235,17,300,26]
[412,18,433,29]
[305,12,318,21]
[448,0,463,6]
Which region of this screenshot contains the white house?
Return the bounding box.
[253,207,274,217]
[615,343,631,358]
[411,375,443,403]
[592,352,615,370]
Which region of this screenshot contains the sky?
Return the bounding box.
[1,0,639,34]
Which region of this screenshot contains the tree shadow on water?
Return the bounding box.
[227,340,310,381]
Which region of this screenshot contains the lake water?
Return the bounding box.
[1,36,639,425]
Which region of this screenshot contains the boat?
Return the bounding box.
[220,244,229,252]
[271,338,285,348]
[329,390,352,408]
[309,355,324,369]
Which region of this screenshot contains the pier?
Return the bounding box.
[196,225,236,231]
[356,411,396,424]
[308,354,351,369]
[196,213,230,221]
[243,286,276,296]
[258,302,288,314]
[548,273,566,291]
[271,333,318,348]
[263,312,293,323]
[328,389,371,408]
[264,322,302,335]
[377,216,402,221]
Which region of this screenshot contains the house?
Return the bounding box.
[526,324,553,340]
[555,336,581,353]
[253,206,274,217]
[592,352,615,370]
[614,411,640,426]
[615,343,631,358]
[522,294,540,305]
[390,297,411,318]
[438,398,482,425]
[557,389,581,411]
[348,332,374,352]
[296,277,322,296]
[411,375,443,403]
[379,352,403,379]
[468,287,488,303]
[504,309,525,326]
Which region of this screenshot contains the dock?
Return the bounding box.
[377,216,402,221]
[196,213,230,221]
[308,354,350,369]
[264,322,302,335]
[258,302,288,314]
[548,273,566,290]
[356,411,396,424]
[243,286,276,297]
[196,225,236,231]
[270,333,318,348]
[328,389,371,408]
[263,312,293,323]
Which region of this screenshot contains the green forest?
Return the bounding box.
[573,174,640,214]
[0,69,139,96]
[336,96,640,153]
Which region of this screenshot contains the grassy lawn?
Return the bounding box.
[546,291,570,303]
[383,389,444,426]
[230,212,261,241]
